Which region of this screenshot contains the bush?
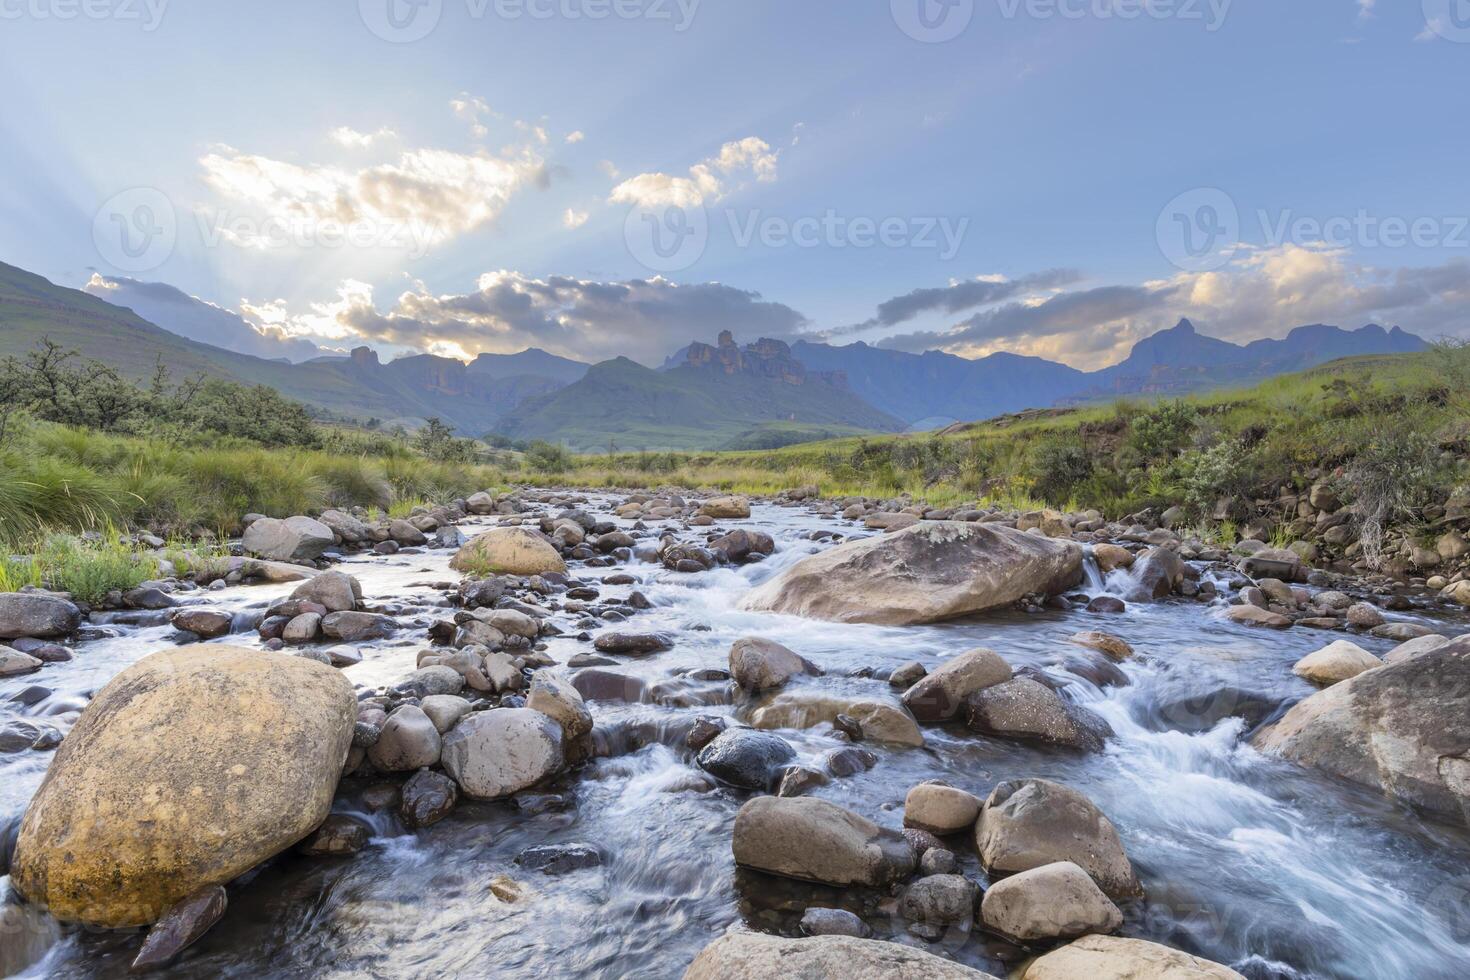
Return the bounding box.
[524,441,573,472]
[1029,442,1093,504]
[1128,400,1200,461]
[1172,438,1258,516]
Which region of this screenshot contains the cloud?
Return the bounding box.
[565,130,585,144]
[254,273,810,366]
[608,136,779,209]
[329,126,396,149]
[562,208,589,229]
[838,269,1082,334]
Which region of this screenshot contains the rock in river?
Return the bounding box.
[697,728,796,789]
[441,708,564,799]
[685,932,999,979]
[740,521,1083,625]
[901,647,1012,722]
[450,527,566,576]
[979,860,1122,943]
[1021,935,1245,979]
[964,677,1112,752]
[732,796,916,887]
[242,515,335,562]
[1291,640,1381,686]
[0,593,81,639]
[11,645,355,927]
[728,636,819,692]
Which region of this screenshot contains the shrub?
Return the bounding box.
[1128,400,1200,461]
[1029,442,1093,504]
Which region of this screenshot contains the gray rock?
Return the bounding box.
[800,908,871,939]
[441,708,564,799]
[129,886,227,971]
[899,873,979,925]
[964,677,1111,751]
[0,593,81,639]
[400,769,457,828]
[321,611,395,642]
[290,571,361,613]
[697,728,796,790]
[367,705,441,771]
[685,933,998,980]
[979,860,1122,943]
[731,796,916,888]
[515,842,602,875]
[902,647,1012,722]
[241,516,334,562]
[729,636,819,692]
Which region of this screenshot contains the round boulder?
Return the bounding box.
[450,527,566,577]
[441,708,564,799]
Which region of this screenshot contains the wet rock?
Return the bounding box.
[824,746,877,777]
[1021,935,1244,979]
[697,728,797,790]
[732,796,916,887]
[290,570,361,613]
[0,593,81,639]
[1128,547,1186,600]
[298,814,371,856]
[800,907,871,938]
[11,646,354,927]
[242,515,334,562]
[571,669,646,703]
[441,708,564,800]
[321,611,395,642]
[1091,543,1133,572]
[419,695,473,733]
[664,543,718,572]
[367,705,442,771]
[975,778,1141,899]
[686,715,728,751]
[593,632,672,655]
[1292,640,1381,686]
[686,932,996,979]
[900,873,979,925]
[965,677,1112,752]
[527,675,593,740]
[741,521,1084,626]
[282,612,322,644]
[1371,622,1435,642]
[515,842,602,875]
[1067,630,1133,661]
[451,527,566,576]
[904,783,982,835]
[751,695,925,747]
[1226,604,1292,628]
[0,649,43,677]
[1087,596,1126,614]
[778,766,830,797]
[709,529,775,564]
[921,848,957,875]
[129,885,228,972]
[979,860,1122,943]
[699,495,751,519]
[1346,602,1386,628]
[389,519,428,547]
[1254,636,1470,825]
[902,647,1012,722]
[400,769,458,829]
[729,636,819,692]
[399,665,465,698]
[889,661,927,688]
[170,608,233,639]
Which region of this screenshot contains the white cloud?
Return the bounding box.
[608,136,780,209]
[563,208,589,229]
[599,160,621,179]
[329,126,396,148]
[565,130,585,144]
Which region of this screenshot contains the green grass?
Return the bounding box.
[1,529,161,603]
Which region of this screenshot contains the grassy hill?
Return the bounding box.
[495,356,906,451]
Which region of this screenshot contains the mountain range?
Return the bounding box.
[0,260,1432,449]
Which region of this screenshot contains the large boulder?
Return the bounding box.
[11,646,355,927]
[1291,640,1380,686]
[367,705,442,771]
[699,495,751,519]
[729,637,819,692]
[1021,935,1245,979]
[290,571,361,613]
[749,694,924,747]
[242,516,335,562]
[684,932,999,979]
[964,677,1112,751]
[979,860,1122,943]
[732,796,916,887]
[1127,546,1186,600]
[0,593,82,639]
[740,522,1083,625]
[1253,637,1470,824]
[318,509,371,544]
[975,778,1141,898]
[450,527,566,577]
[697,728,796,789]
[440,708,564,799]
[901,648,1012,722]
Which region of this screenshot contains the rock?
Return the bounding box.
[1446,581,1470,608]
[699,495,751,518]
[1128,547,1186,600]
[1253,637,1470,824]
[751,695,925,747]
[964,677,1111,751]
[389,519,428,546]
[321,611,395,642]
[697,728,797,789]
[11,646,354,927]
[367,705,442,771]
[451,527,566,576]
[282,612,321,644]
[904,783,982,835]
[527,675,593,739]
[1067,631,1133,661]
[0,649,43,677]
[800,908,871,939]
[1384,633,1451,666]
[921,848,958,875]
[400,769,458,829]
[571,669,646,703]
[901,648,1012,722]
[1345,602,1386,628]
[593,632,672,655]
[241,516,334,562]
[516,842,602,875]
[1021,935,1245,980]
[1372,622,1436,642]
[729,637,818,692]
[419,694,473,733]
[0,593,81,639]
[889,661,927,688]
[1087,596,1127,614]
[290,570,361,613]
[1292,640,1381,686]
[708,529,775,564]
[318,508,371,543]
[1309,483,1339,512]
[400,665,465,698]
[979,860,1122,943]
[975,778,1141,898]
[441,708,564,799]
[129,885,228,971]
[298,814,371,856]
[732,796,916,887]
[1091,543,1133,573]
[899,873,979,925]
[476,608,539,640]
[170,608,233,639]
[741,521,1083,626]
[685,932,998,979]
[1226,605,1292,628]
[778,766,830,797]
[466,491,496,514]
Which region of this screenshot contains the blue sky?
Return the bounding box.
[2,0,1468,368]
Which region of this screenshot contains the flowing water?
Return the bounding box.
[3,498,1470,979]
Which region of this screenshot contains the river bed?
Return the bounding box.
[3,496,1470,979]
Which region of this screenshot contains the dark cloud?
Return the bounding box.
[834,268,1082,335]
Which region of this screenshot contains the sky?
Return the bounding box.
[1,0,1468,369]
